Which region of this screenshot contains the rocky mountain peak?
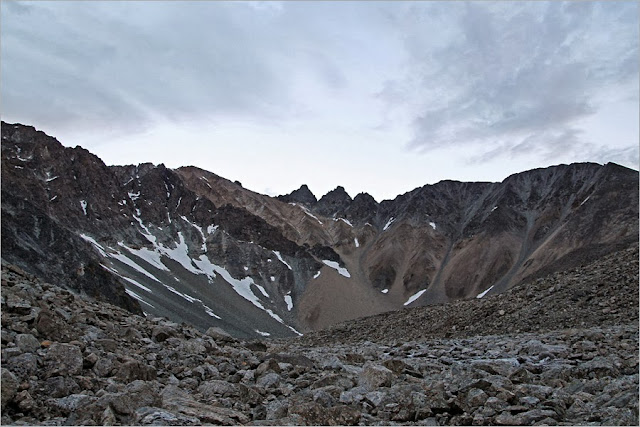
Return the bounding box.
[314,186,353,217]
[276,184,317,205]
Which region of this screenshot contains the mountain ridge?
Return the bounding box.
[2,121,638,338]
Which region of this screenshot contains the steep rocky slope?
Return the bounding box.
[2,121,638,337]
[297,245,639,346]
[1,243,637,425]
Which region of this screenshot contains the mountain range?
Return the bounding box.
[2,121,638,338]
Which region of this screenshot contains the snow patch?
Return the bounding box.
[128,191,140,201]
[322,260,351,278]
[80,234,108,257]
[207,225,219,234]
[284,293,293,311]
[429,221,437,230]
[313,271,321,279]
[491,206,498,212]
[292,203,323,224]
[80,200,88,215]
[354,237,360,248]
[580,196,591,206]
[45,175,59,182]
[159,232,201,274]
[132,214,157,244]
[125,289,155,308]
[118,274,153,293]
[336,218,353,227]
[49,195,58,201]
[255,330,271,337]
[381,288,389,294]
[476,285,495,299]
[202,304,222,319]
[404,289,426,306]
[272,251,292,270]
[181,215,207,252]
[270,276,276,282]
[163,285,201,303]
[119,243,169,272]
[383,217,395,231]
[109,251,163,284]
[192,255,218,278]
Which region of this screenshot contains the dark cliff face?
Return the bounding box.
[1,124,142,314]
[2,121,638,336]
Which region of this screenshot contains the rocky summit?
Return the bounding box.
[1,243,637,425]
[1,122,638,339]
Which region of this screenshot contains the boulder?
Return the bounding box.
[358,363,394,389]
[1,369,18,408]
[45,342,84,377]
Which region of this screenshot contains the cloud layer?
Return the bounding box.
[379,2,638,163]
[1,1,637,198]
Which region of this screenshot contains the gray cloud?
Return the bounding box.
[1,0,637,176]
[1,1,355,134]
[380,2,638,164]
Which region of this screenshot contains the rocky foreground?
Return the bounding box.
[1,246,638,425]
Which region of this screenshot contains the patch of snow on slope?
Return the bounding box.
[125,289,155,308]
[292,203,323,225]
[80,200,88,215]
[163,285,201,303]
[132,214,157,244]
[118,243,169,272]
[208,264,299,332]
[207,225,219,234]
[181,215,207,252]
[213,266,265,309]
[80,234,108,257]
[322,260,351,278]
[354,238,360,247]
[284,292,293,311]
[45,175,59,182]
[128,191,140,201]
[314,271,321,279]
[381,288,389,294]
[193,255,218,278]
[335,218,353,227]
[255,330,271,337]
[109,251,163,284]
[202,304,222,319]
[255,283,270,298]
[273,251,292,270]
[383,217,395,231]
[476,285,495,299]
[404,289,426,306]
[270,276,275,282]
[580,196,591,206]
[158,232,202,275]
[429,221,437,230]
[491,206,498,212]
[116,274,153,293]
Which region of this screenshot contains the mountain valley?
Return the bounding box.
[1,121,638,338]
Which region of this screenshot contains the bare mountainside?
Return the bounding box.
[1,121,638,337]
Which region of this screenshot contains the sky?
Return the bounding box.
[1,1,638,201]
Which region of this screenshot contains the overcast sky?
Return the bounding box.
[2,1,638,201]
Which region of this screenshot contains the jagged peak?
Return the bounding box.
[319,185,352,202]
[277,184,317,205]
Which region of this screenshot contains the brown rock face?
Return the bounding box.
[2,121,638,336]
